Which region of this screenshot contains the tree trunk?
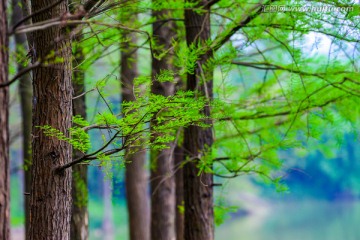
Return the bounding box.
[121,29,150,240]
[0,1,10,239]
[150,6,177,240]
[183,1,214,239]
[102,178,114,240]
[175,146,184,240]
[29,0,73,239]
[11,1,33,238]
[71,34,89,240]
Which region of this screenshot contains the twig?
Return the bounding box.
[0,62,40,88]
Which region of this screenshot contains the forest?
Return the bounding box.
[0,0,360,239]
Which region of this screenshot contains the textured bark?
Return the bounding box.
[150,6,177,240]
[121,29,150,240]
[29,0,73,239]
[174,146,184,240]
[183,1,214,239]
[11,1,33,238]
[0,1,10,239]
[71,34,89,240]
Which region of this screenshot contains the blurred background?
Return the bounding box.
[9,74,360,239]
[7,8,360,238]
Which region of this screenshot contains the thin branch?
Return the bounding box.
[83,0,105,13]
[72,88,96,99]
[12,0,64,31]
[12,0,104,33]
[204,0,222,8]
[0,62,40,88]
[210,0,277,52]
[231,61,353,77]
[217,94,346,122]
[14,20,155,59]
[56,131,121,172]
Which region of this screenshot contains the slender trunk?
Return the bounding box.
[174,146,184,240]
[11,1,33,238]
[150,6,177,240]
[71,35,89,240]
[125,149,149,240]
[0,1,10,239]
[121,28,150,240]
[29,0,73,239]
[102,178,114,240]
[183,1,214,239]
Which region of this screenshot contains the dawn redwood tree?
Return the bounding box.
[120,25,150,240]
[0,0,9,239]
[29,0,73,239]
[11,0,32,237]
[183,1,214,239]
[150,4,178,240]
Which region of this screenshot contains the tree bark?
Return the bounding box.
[183,1,214,239]
[71,34,89,240]
[150,6,177,240]
[29,0,73,239]
[121,29,150,240]
[0,1,10,239]
[11,1,33,238]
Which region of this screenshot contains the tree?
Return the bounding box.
[0,0,10,239]
[120,16,150,240]
[11,0,32,237]
[28,0,73,238]
[71,28,89,240]
[150,3,178,239]
[175,145,184,240]
[183,1,214,239]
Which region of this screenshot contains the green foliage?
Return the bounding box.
[73,115,90,127]
[38,115,91,153]
[23,0,358,195]
[156,69,175,83]
[73,171,88,208]
[40,70,209,172]
[32,0,360,224]
[214,204,238,226]
[175,41,209,75]
[177,201,185,215]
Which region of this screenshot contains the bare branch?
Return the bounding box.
[204,0,222,8]
[210,0,277,52]
[12,0,63,31]
[0,62,40,88]
[12,0,104,33]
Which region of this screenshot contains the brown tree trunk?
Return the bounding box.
[174,146,184,240]
[11,1,33,238]
[29,0,73,239]
[0,1,10,239]
[71,34,89,240]
[183,1,214,239]
[121,29,150,240]
[150,6,177,240]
